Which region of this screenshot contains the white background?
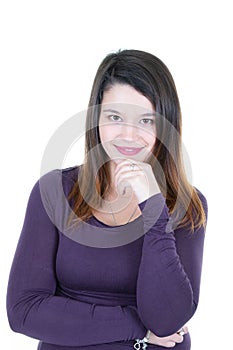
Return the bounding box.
[1,1,232,349]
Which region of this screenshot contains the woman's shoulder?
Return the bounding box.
[35,165,82,224]
[61,165,81,183]
[39,165,81,185]
[38,165,82,201]
[194,187,208,217]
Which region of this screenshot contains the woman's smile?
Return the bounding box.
[114,145,144,156]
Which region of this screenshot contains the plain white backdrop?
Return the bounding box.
[1,1,232,349]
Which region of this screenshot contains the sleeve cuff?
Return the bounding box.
[139,193,173,235]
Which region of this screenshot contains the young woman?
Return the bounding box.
[7,49,208,350]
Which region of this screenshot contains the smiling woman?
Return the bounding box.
[99,84,157,163]
[7,49,207,350]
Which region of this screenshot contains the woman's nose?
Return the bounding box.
[121,122,138,140]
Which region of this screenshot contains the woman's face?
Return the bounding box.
[99,84,156,163]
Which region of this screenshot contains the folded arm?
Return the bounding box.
[137,192,207,337]
[7,173,146,347]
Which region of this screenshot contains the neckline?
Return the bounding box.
[90,213,143,229]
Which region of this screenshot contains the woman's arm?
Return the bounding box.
[136,191,208,337]
[6,174,146,347]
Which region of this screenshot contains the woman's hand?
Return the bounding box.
[113,159,160,203]
[147,326,189,348]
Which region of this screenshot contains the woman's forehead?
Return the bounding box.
[101,84,154,112]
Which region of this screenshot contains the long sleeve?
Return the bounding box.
[136,192,208,337]
[6,174,146,347]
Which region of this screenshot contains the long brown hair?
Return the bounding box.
[68,49,206,231]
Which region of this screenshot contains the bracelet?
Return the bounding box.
[133,330,151,349]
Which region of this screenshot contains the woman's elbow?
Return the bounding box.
[7,305,23,334]
[137,299,197,337]
[6,291,28,334]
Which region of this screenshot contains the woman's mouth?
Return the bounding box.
[114,145,144,156]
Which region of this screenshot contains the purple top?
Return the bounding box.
[6,166,208,350]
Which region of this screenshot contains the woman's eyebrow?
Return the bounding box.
[102,109,122,114]
[141,112,156,117]
[103,109,156,117]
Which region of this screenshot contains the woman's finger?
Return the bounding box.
[163,341,176,348]
[148,329,186,347]
[115,171,142,187]
[114,160,146,181]
[170,333,184,343]
[177,325,189,336]
[114,159,143,174]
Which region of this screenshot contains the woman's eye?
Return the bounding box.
[109,115,122,122]
[140,118,154,125]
